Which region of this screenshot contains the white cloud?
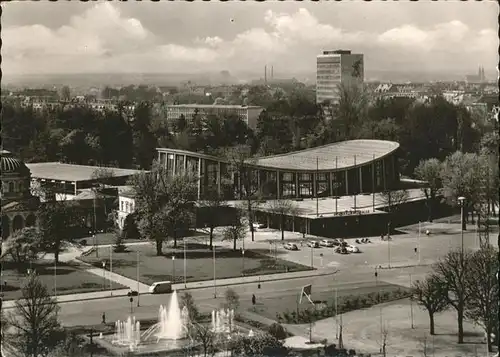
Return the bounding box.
[2,4,497,75]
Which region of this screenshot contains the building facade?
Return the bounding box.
[165,104,264,130]
[316,50,364,105]
[116,187,136,230]
[156,140,400,201]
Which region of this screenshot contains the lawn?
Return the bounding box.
[0,260,128,301]
[79,242,312,286]
[241,282,407,322]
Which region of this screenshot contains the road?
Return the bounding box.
[42,264,430,328]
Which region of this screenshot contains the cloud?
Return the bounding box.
[2,4,497,75]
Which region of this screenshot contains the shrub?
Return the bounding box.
[267,323,287,340]
[224,288,240,311]
[180,292,199,321]
[290,310,297,323]
[80,239,87,246]
[348,349,356,356]
[283,311,291,323]
[350,296,360,309]
[276,313,283,323]
[359,296,369,308]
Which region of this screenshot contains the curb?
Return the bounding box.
[1,270,338,307]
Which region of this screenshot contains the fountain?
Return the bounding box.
[113,316,141,349]
[211,308,235,333]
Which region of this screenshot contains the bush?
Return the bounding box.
[180,292,199,321]
[80,239,87,246]
[348,348,356,356]
[267,323,287,340]
[283,311,291,323]
[224,288,240,311]
[113,234,127,253]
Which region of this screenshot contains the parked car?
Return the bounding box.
[335,246,349,254]
[331,239,341,246]
[149,281,172,294]
[284,243,299,251]
[307,240,320,248]
[347,245,360,253]
[320,239,335,247]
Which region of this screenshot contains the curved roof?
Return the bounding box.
[1,150,31,176]
[253,140,400,171]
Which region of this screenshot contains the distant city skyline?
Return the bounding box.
[2,1,498,77]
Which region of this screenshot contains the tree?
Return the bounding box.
[433,249,473,343]
[121,213,140,240]
[230,332,288,357]
[90,167,116,230]
[224,145,261,242]
[335,82,369,139]
[378,189,409,213]
[224,288,240,311]
[8,273,63,357]
[113,233,127,253]
[61,86,71,102]
[180,292,199,322]
[191,322,216,357]
[440,151,483,228]
[198,185,229,250]
[267,200,299,240]
[36,190,79,264]
[4,227,40,272]
[130,162,197,255]
[464,246,499,352]
[414,158,442,222]
[267,323,287,340]
[222,211,246,251]
[411,274,449,335]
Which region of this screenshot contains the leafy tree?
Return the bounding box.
[230,332,288,357]
[222,211,246,251]
[440,151,483,227]
[60,86,71,102]
[464,246,499,352]
[4,227,40,271]
[121,213,140,240]
[335,82,369,139]
[267,323,287,340]
[224,288,240,311]
[378,189,409,213]
[433,249,473,343]
[113,233,127,253]
[267,200,299,240]
[191,322,216,357]
[411,274,449,335]
[131,102,157,169]
[8,273,64,357]
[414,158,442,222]
[130,162,197,255]
[180,292,199,322]
[36,190,79,264]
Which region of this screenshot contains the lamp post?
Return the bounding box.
[241,249,245,276]
[409,274,414,329]
[183,238,187,288]
[310,244,314,269]
[387,222,391,268]
[110,247,113,296]
[417,221,421,265]
[213,245,217,298]
[136,251,140,307]
[101,261,106,291]
[458,196,466,258]
[172,255,176,283]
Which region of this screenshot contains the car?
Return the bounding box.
[252,222,266,230]
[284,243,298,251]
[306,240,320,248]
[331,239,341,246]
[320,239,335,247]
[347,245,360,253]
[334,246,349,254]
[127,290,139,297]
[149,281,173,294]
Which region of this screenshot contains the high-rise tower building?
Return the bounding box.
[316,50,364,105]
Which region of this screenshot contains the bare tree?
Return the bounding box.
[418,333,430,357]
[191,322,216,357]
[224,288,240,311]
[8,273,63,357]
[378,189,409,213]
[224,145,261,241]
[464,246,499,352]
[222,210,246,251]
[433,249,473,343]
[267,199,299,240]
[411,274,449,335]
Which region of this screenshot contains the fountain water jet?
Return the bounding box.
[211,308,235,333]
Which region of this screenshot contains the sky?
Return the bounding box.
[2,1,498,76]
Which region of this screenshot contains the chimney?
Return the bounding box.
[271,66,274,79]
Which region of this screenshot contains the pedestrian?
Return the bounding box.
[102,312,106,324]
[380,234,384,241]
[252,294,256,306]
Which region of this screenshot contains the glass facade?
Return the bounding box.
[175,155,185,174]
[316,173,330,197]
[280,172,296,198]
[298,173,313,198]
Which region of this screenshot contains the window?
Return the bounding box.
[299,182,312,197]
[125,202,129,212]
[121,201,124,211]
[8,182,14,192]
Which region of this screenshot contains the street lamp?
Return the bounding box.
[458,196,466,257]
[183,239,187,288]
[136,251,140,307]
[101,261,106,291]
[310,244,314,269]
[172,256,176,283]
[241,249,245,276]
[213,246,217,298]
[387,222,391,268]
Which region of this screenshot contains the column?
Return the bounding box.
[295,173,299,198]
[184,155,188,172]
[345,171,349,195]
[173,154,177,176]
[74,181,78,196]
[382,160,387,191]
[197,158,202,200]
[313,173,317,198]
[217,161,221,195]
[276,171,280,199]
[329,172,334,196]
[359,167,363,193]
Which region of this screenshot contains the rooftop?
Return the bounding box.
[252,140,399,171]
[166,104,262,109]
[25,162,144,183]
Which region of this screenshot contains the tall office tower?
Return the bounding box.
[316,50,364,105]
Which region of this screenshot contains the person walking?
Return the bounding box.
[102,312,106,324]
[251,294,256,306]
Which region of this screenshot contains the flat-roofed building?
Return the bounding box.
[165,104,264,130]
[316,50,364,105]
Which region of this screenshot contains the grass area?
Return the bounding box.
[0,260,128,301]
[79,242,312,286]
[74,232,143,246]
[242,283,409,323]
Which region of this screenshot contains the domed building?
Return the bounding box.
[1,150,40,239]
